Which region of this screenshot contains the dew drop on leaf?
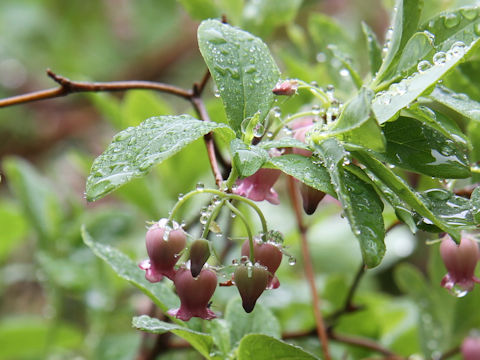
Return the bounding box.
[417,60,432,73]
[460,7,478,20]
[196,182,205,191]
[443,13,460,28]
[433,52,447,65]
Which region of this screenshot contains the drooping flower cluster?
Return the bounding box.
[440,233,480,295]
[139,219,285,320]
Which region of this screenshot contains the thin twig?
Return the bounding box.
[329,332,401,358]
[287,177,331,360]
[190,96,224,188]
[0,69,192,108]
[438,345,460,360]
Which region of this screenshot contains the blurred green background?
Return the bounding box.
[1,0,479,359]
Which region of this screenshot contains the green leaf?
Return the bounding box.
[231,139,269,177]
[207,319,231,357]
[177,0,219,20]
[132,315,214,359]
[86,115,235,201]
[414,189,476,231]
[404,104,469,146]
[225,297,281,347]
[259,138,310,151]
[242,0,303,38]
[395,32,435,78]
[470,187,480,224]
[267,154,335,196]
[328,86,385,152]
[373,40,479,123]
[3,157,62,242]
[375,0,424,83]
[381,116,470,178]
[237,334,319,360]
[315,139,386,268]
[81,226,178,311]
[198,20,280,136]
[362,22,383,75]
[429,85,480,123]
[354,151,460,241]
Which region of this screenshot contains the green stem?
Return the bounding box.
[296,80,331,105]
[225,166,238,191]
[201,199,226,239]
[225,201,255,264]
[270,110,320,139]
[168,188,268,240]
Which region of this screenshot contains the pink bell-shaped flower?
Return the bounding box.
[234,168,281,205]
[461,336,480,360]
[139,219,186,282]
[440,234,480,295]
[168,267,217,321]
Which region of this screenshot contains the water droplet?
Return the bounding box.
[423,30,436,44]
[417,60,432,73]
[449,284,469,298]
[312,105,321,115]
[443,13,460,28]
[200,215,208,225]
[177,193,184,200]
[450,41,466,57]
[203,28,227,44]
[310,81,318,87]
[339,68,349,77]
[253,123,265,137]
[474,23,480,36]
[196,182,205,191]
[433,51,447,65]
[288,257,296,266]
[163,228,171,241]
[461,7,477,20]
[316,52,326,63]
[214,88,221,98]
[266,131,273,139]
[272,106,281,119]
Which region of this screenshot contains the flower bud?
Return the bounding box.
[241,238,282,289]
[440,234,480,295]
[273,80,298,96]
[461,336,480,360]
[139,219,186,282]
[189,239,211,278]
[168,267,217,321]
[291,118,326,214]
[234,263,269,313]
[299,182,326,215]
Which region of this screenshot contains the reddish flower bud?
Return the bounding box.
[290,118,326,215]
[189,239,211,278]
[241,239,282,289]
[273,80,298,96]
[168,267,217,321]
[234,264,269,313]
[234,168,281,205]
[461,336,480,360]
[440,234,480,295]
[299,182,326,215]
[139,219,186,282]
